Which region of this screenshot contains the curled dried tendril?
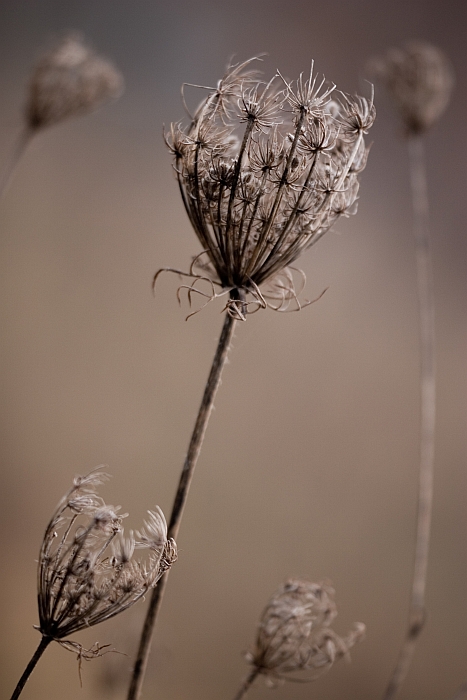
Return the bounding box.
[153,253,327,321]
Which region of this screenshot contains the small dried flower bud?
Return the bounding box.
[112,533,136,564]
[370,41,453,135]
[337,91,376,139]
[26,34,124,131]
[92,505,124,532]
[246,579,365,684]
[37,468,176,649]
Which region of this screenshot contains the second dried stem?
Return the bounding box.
[383,136,436,700]
[127,291,241,700]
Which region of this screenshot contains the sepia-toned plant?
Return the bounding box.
[9,469,176,700]
[370,41,454,700]
[26,33,124,132]
[0,34,123,200]
[369,40,453,135]
[233,579,365,699]
[127,57,374,700]
[160,57,374,319]
[1,25,462,700]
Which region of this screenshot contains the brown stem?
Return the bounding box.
[233,667,261,700]
[127,292,241,700]
[382,136,436,700]
[0,127,33,202]
[10,635,51,700]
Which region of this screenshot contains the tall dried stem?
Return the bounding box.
[0,128,33,201]
[127,291,241,700]
[9,636,51,700]
[383,135,436,700]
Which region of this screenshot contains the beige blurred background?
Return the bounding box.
[0,1,465,699]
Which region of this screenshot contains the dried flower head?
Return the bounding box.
[370,41,453,135]
[245,579,365,685]
[36,468,176,656]
[161,58,374,319]
[26,34,124,131]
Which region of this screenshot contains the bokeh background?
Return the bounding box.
[0,1,465,699]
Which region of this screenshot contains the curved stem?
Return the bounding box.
[10,635,51,700]
[233,667,261,700]
[0,127,33,202]
[127,293,241,700]
[383,135,436,700]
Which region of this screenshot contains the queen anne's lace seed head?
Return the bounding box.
[37,468,177,645]
[26,34,124,131]
[163,58,374,318]
[370,41,453,135]
[245,579,365,684]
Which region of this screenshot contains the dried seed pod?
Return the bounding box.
[26,34,124,130]
[370,41,453,135]
[246,579,365,684]
[161,58,374,318]
[37,469,176,646]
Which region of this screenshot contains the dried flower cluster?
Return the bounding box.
[26,34,124,131]
[36,469,176,653]
[370,41,453,135]
[246,579,365,684]
[164,58,374,318]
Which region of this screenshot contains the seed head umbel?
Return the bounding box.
[161,58,374,319]
[369,41,453,135]
[26,34,124,131]
[36,468,177,656]
[245,579,365,685]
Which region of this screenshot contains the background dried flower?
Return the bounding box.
[26,34,124,131]
[245,579,365,685]
[370,39,454,700]
[369,41,453,135]
[163,59,374,317]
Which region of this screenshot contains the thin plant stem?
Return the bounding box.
[0,127,33,201]
[383,135,436,700]
[10,635,51,700]
[233,667,261,700]
[127,291,242,700]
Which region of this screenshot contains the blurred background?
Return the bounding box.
[0,1,465,699]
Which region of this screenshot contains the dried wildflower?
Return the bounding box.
[36,468,176,645]
[370,41,453,135]
[10,470,176,700]
[245,579,365,685]
[161,58,374,319]
[26,34,124,131]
